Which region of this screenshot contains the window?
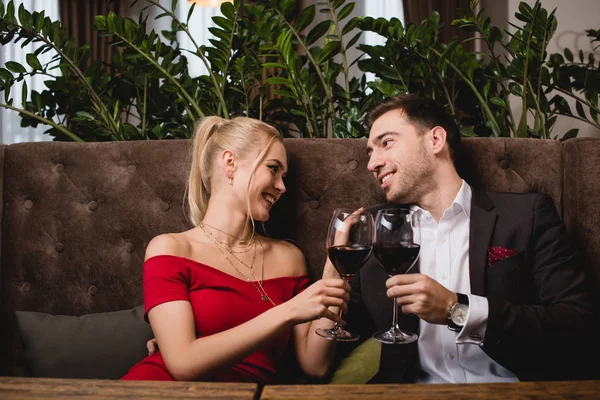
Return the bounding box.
[0,0,60,144]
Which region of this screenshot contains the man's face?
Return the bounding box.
[366,110,433,204]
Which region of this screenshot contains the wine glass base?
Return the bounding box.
[373,328,418,345]
[315,327,360,342]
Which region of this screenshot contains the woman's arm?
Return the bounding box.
[292,256,347,378]
[147,236,349,381]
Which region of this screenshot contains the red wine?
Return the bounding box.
[374,242,420,275]
[327,245,372,277]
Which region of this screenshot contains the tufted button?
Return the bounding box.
[55,163,64,173]
[500,159,511,170]
[309,200,319,210]
[160,202,170,212]
[88,286,98,296]
[22,282,31,292]
[125,242,135,253]
[127,164,136,174]
[55,242,65,253]
[23,199,33,209]
[88,201,98,211]
[348,160,359,170]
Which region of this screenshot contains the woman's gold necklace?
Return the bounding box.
[199,224,276,306]
[200,221,254,250]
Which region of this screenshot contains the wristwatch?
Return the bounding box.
[447,292,469,332]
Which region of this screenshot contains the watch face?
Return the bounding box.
[451,303,468,325]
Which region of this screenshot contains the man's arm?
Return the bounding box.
[482,193,597,380]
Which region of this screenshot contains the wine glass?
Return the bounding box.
[316,208,374,342]
[372,208,420,345]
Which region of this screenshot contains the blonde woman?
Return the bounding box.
[121,117,348,383]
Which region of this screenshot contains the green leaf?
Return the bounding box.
[290,108,306,116]
[186,1,196,24]
[262,62,286,69]
[319,41,341,63]
[490,97,506,108]
[590,109,599,124]
[561,128,579,140]
[266,76,293,85]
[332,0,345,10]
[273,88,297,99]
[342,17,358,35]
[26,54,42,70]
[306,20,331,46]
[564,48,573,62]
[94,15,108,30]
[337,3,355,21]
[295,4,315,32]
[460,126,478,137]
[345,31,362,49]
[171,0,179,14]
[0,68,13,80]
[508,82,522,96]
[5,61,27,74]
[575,101,586,119]
[35,10,45,32]
[21,80,27,108]
[483,80,491,99]
[18,4,33,29]
[74,111,96,121]
[545,116,557,132]
[212,16,232,31]
[221,1,235,19]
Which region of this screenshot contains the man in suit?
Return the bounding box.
[341,94,597,383]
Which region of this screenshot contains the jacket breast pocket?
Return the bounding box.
[486,251,529,302]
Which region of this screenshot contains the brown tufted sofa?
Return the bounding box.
[0,137,599,378]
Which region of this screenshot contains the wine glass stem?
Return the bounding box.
[334,273,352,333]
[391,296,400,339]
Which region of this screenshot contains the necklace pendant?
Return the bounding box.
[261,295,269,302]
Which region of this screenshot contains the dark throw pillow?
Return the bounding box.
[15,305,154,379]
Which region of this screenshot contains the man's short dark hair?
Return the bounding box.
[366,94,463,164]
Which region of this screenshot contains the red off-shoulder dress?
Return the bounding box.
[121,255,310,384]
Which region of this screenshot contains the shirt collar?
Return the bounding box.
[410,180,472,220]
[453,180,472,219]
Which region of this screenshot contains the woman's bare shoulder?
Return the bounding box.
[145,232,193,261]
[260,236,308,276]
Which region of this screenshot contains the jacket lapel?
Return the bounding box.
[469,190,497,296]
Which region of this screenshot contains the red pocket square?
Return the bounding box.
[488,246,517,265]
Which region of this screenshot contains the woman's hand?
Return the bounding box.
[286,278,351,325]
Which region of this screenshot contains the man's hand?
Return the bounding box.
[385,274,457,325]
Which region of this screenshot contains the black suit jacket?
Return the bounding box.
[344,191,597,382]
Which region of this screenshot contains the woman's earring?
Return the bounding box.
[229,177,233,187]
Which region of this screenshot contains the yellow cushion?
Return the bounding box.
[329,338,381,384]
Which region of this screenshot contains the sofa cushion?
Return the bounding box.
[15,305,153,379]
[329,338,381,384]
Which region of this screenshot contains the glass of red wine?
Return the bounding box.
[372,208,420,345]
[316,208,374,342]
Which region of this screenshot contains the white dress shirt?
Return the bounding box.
[411,181,519,383]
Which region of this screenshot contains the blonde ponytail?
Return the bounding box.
[187,116,281,227]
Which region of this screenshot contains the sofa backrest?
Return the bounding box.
[0,137,598,375]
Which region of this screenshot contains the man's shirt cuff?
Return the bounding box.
[455,294,487,345]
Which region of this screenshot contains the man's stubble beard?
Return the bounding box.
[385,142,433,205]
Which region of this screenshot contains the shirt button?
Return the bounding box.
[447,353,455,360]
[441,274,447,280]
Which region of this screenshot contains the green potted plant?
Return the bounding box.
[0,0,598,141]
